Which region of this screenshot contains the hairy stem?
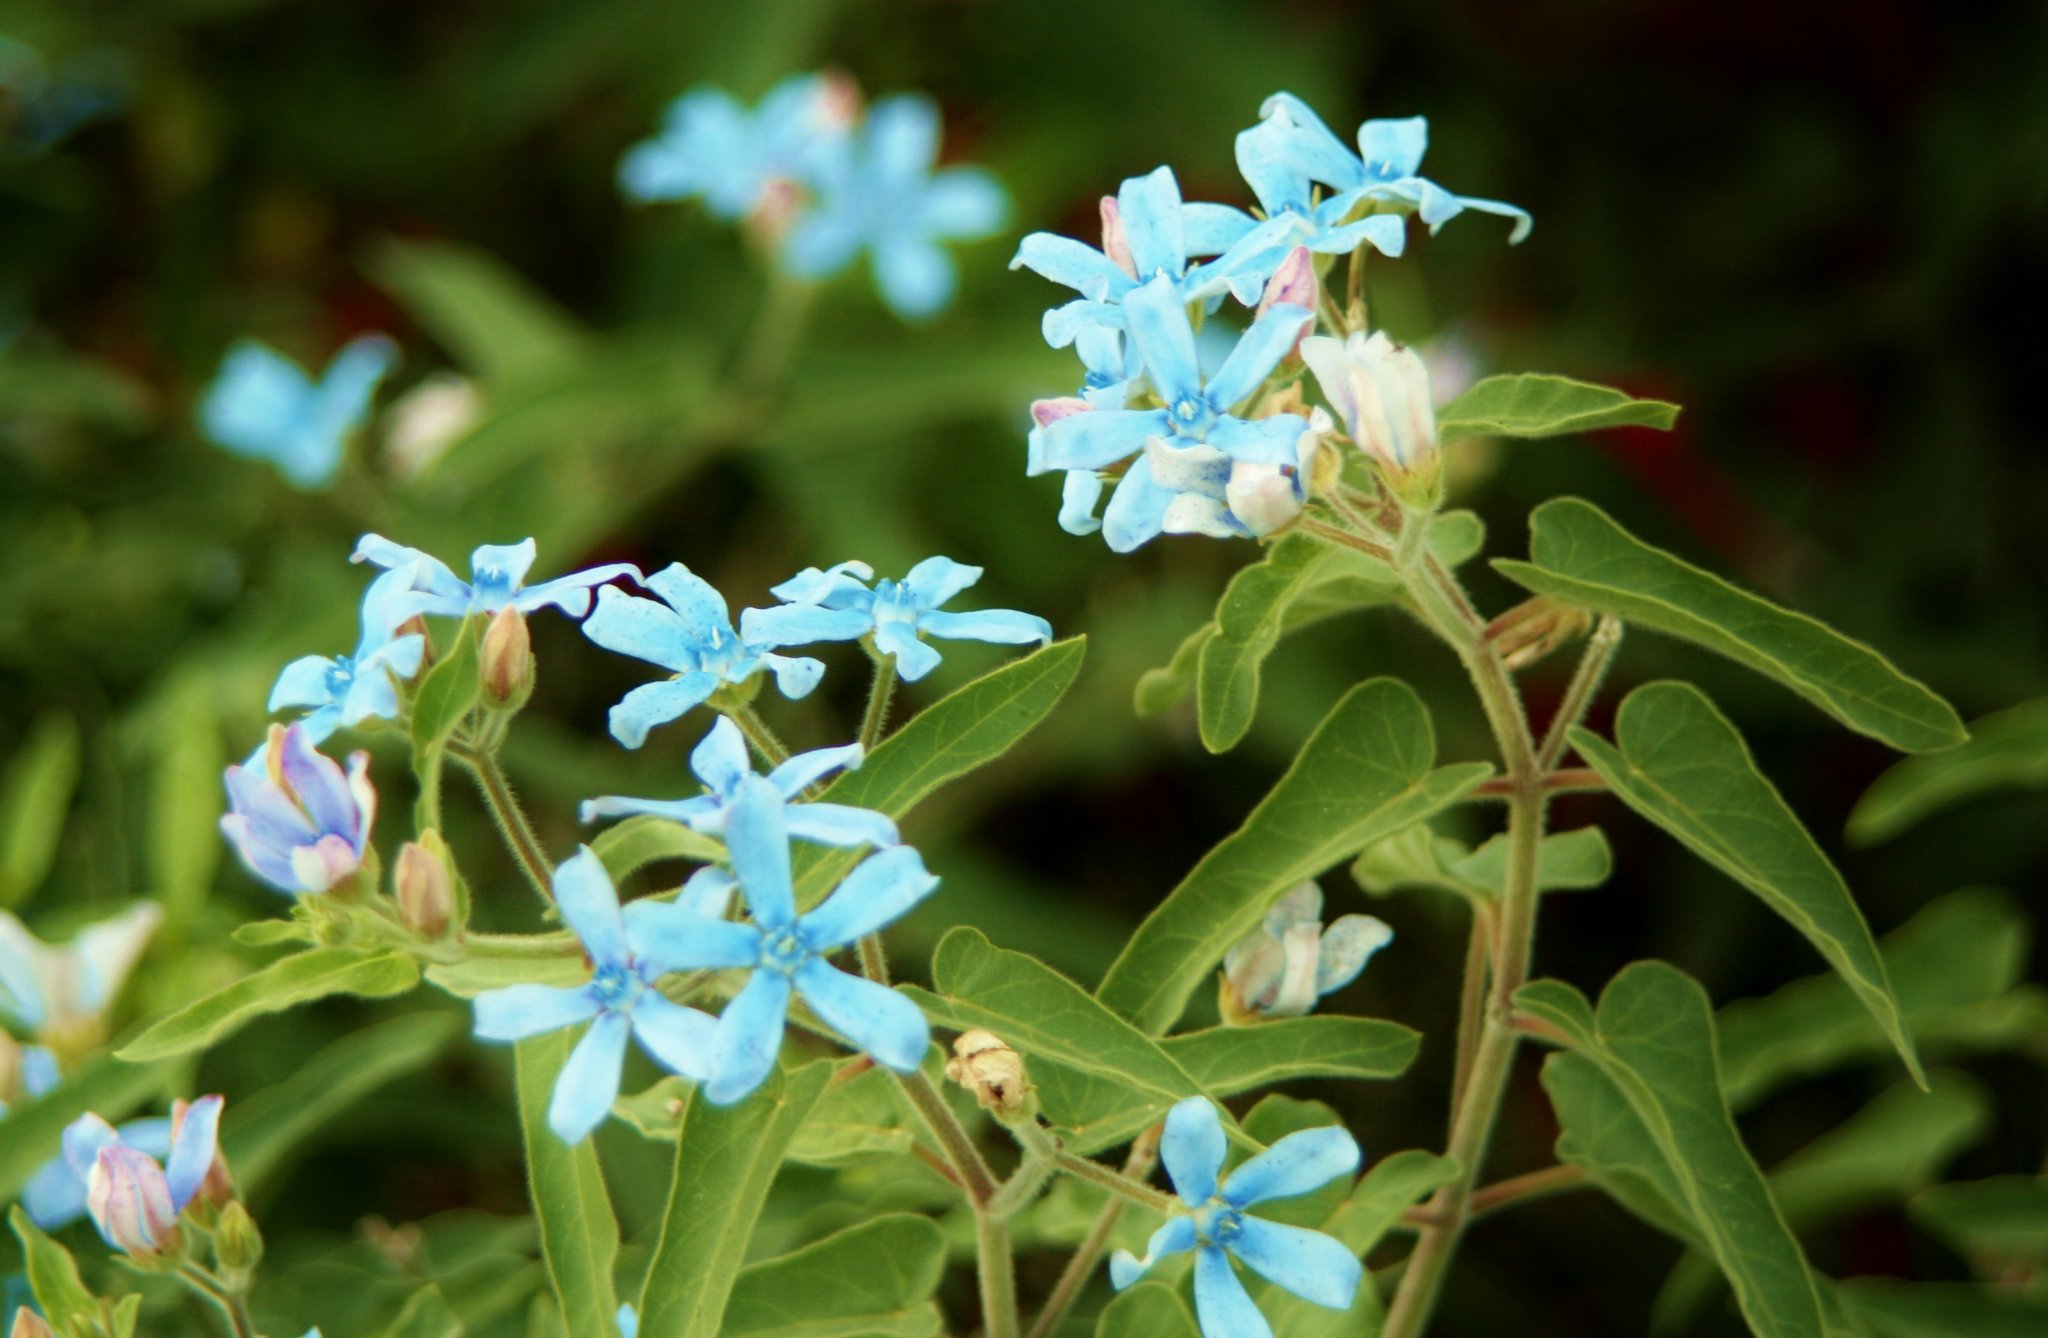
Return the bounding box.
[1467,1164,1591,1222]
[1537,616,1623,771]
[978,1211,1021,1338]
[859,651,899,752]
[1450,906,1494,1113]
[1299,515,1395,563]
[1048,1147,1180,1213]
[178,1265,254,1338]
[447,741,553,905]
[728,702,790,768]
[1027,1131,1161,1338]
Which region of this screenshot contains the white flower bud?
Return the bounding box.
[1301,331,1441,504]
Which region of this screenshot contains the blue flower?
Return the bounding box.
[782,94,1007,321]
[582,564,832,749]
[1111,1098,1363,1338]
[198,335,397,489]
[22,1096,171,1231]
[742,557,1052,682]
[1241,94,1529,248]
[633,777,938,1104]
[219,724,377,897]
[583,715,896,849]
[350,534,640,620]
[1027,275,1312,551]
[619,74,854,218]
[64,1095,225,1256]
[0,902,160,1045]
[616,1306,638,1338]
[267,565,429,743]
[472,849,721,1144]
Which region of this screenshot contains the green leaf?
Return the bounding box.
[588,815,725,884]
[1352,824,1612,902]
[380,1286,467,1338]
[1835,1280,2048,1338]
[515,1032,621,1337]
[1096,1281,1202,1338]
[222,1011,462,1196]
[1437,373,1681,439]
[1524,963,1827,1338]
[0,710,80,907]
[1912,1176,2048,1260]
[1321,1149,1461,1255]
[794,637,1084,907]
[145,675,223,918]
[722,1214,946,1337]
[1134,622,1215,718]
[413,616,484,756]
[0,1051,173,1203]
[371,238,587,386]
[1198,534,1351,753]
[10,1205,99,1333]
[1099,678,1492,1035]
[638,1061,832,1338]
[427,933,588,998]
[1571,681,1920,1084]
[1717,888,2048,1109]
[117,947,420,1062]
[1496,498,1964,752]
[1847,696,2048,845]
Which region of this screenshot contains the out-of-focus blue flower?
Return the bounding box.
[1222,883,1392,1023]
[782,94,1007,321]
[219,724,376,897]
[0,902,160,1045]
[471,849,720,1144]
[582,715,895,849]
[619,73,854,217]
[267,565,429,743]
[616,1306,638,1338]
[23,1094,171,1231]
[0,36,124,158]
[631,778,937,1104]
[65,1095,225,1256]
[1028,275,1312,551]
[743,557,1052,682]
[582,564,832,749]
[350,534,640,620]
[1110,1097,1363,1337]
[199,335,397,489]
[1245,94,1530,247]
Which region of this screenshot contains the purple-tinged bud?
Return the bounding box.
[1030,396,1090,429]
[1225,401,1332,538]
[1301,330,1442,507]
[170,1096,236,1211]
[814,70,863,133]
[394,833,456,941]
[1099,196,1136,278]
[1257,246,1319,332]
[220,724,376,897]
[481,606,534,709]
[12,1307,57,1338]
[88,1145,181,1258]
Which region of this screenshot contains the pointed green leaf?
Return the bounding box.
[1912,1176,2048,1260]
[146,675,223,918]
[427,932,587,997]
[1095,1281,1201,1338]
[1135,622,1216,718]
[589,816,724,884]
[117,947,421,1062]
[0,710,80,908]
[722,1214,946,1337]
[10,1205,99,1332]
[1198,534,1355,752]
[1835,1280,2048,1337]
[380,1285,466,1338]
[638,1061,832,1338]
[1321,1149,1461,1255]
[1437,373,1681,439]
[1496,498,1963,751]
[1570,681,1920,1084]
[1353,824,1612,902]
[413,616,484,755]
[1541,1048,1702,1244]
[372,238,587,386]
[1847,696,2048,845]
[1099,678,1492,1034]
[515,1032,621,1337]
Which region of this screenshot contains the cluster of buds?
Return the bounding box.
[1221,882,1393,1024]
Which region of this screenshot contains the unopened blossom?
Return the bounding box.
[21,1095,169,1231]
[582,715,896,849]
[199,335,397,489]
[351,535,640,620]
[0,902,160,1049]
[266,564,430,743]
[631,777,938,1104]
[619,74,855,218]
[219,723,375,897]
[1300,330,1440,501]
[743,556,1052,682]
[471,849,720,1143]
[581,565,833,748]
[65,1095,225,1256]
[1222,883,1392,1023]
[1111,1097,1363,1338]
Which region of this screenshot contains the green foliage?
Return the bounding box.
[1436,373,1681,439]
[1352,823,1611,902]
[1095,1282,1201,1338]
[1847,695,2048,845]
[371,239,589,388]
[11,1205,101,1335]
[0,709,80,908]
[1098,678,1492,1034]
[379,1286,467,1338]
[1911,1175,2048,1261]
[117,947,422,1062]
[588,815,725,884]
[515,1032,622,1337]
[1498,498,1966,752]
[721,1214,948,1337]
[1571,681,1920,1083]
[142,673,225,919]
[1834,1280,2048,1337]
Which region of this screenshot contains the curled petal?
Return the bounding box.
[873,620,941,682]
[607,675,720,749]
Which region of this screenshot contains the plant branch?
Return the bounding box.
[1299,515,1394,563]
[1048,1147,1180,1214]
[1471,769,1606,798]
[728,703,790,768]
[447,741,553,906]
[859,651,898,752]
[1536,616,1623,771]
[1027,1129,1162,1338]
[1467,1164,1591,1221]
[977,1212,1020,1338]
[178,1264,254,1338]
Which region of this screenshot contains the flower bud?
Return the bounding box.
[1300,331,1441,507]
[220,725,375,897]
[394,833,456,941]
[88,1145,181,1259]
[11,1308,57,1338]
[1256,246,1319,349]
[1226,405,1332,538]
[481,606,534,710]
[1100,196,1136,278]
[944,1029,1032,1121]
[1485,597,1593,671]
[213,1199,264,1274]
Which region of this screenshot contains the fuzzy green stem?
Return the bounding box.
[987,1149,1056,1219]
[1536,616,1623,771]
[735,270,816,393]
[447,741,553,906]
[1027,1131,1161,1338]
[178,1264,254,1338]
[858,652,899,753]
[1048,1147,1180,1214]
[728,702,790,768]
[978,1212,1021,1338]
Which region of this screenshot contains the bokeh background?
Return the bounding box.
[4,1,2044,1333]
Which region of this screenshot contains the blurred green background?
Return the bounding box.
[4,1,2044,1333]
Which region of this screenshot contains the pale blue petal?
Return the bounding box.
[351,534,466,604]
[766,741,864,797]
[467,539,538,591]
[616,1304,638,1338]
[1228,1216,1361,1310]
[1182,202,1258,257]
[1193,1246,1271,1338]
[621,902,760,973]
[474,984,601,1040]
[201,342,310,460]
[1033,407,1165,473]
[1314,916,1394,997]
[585,587,694,672]
[1161,1097,1227,1206]
[900,555,982,609]
[797,846,939,949]
[219,814,300,893]
[22,1046,61,1096]
[268,655,335,711]
[629,994,719,1082]
[1108,1250,1148,1290]
[793,957,929,1071]
[873,238,955,321]
[691,716,754,796]
[1261,92,1365,189]
[549,1013,631,1143]
[608,675,719,748]
[706,969,792,1105]
[277,726,355,843]
[1118,167,1187,279]
[1010,233,1128,301]
[677,866,738,919]
[1204,304,1312,411]
[311,335,395,442]
[1235,115,1317,217]
[1207,412,1309,466]
[1223,1127,1360,1208]
[922,167,1006,239]
[121,1118,174,1160]
[760,652,825,699]
[787,803,899,848]
[1314,213,1408,259]
[553,848,629,967]
[1059,470,1104,536]
[1356,116,1429,180]
[866,94,939,181]
[769,560,873,606]
[740,603,873,648]
[1100,454,1177,554]
[917,609,1052,645]
[165,1094,223,1210]
[873,621,941,681]
[1123,275,1203,404]
[1042,298,1125,348]
[62,1114,121,1181]
[782,210,863,279]
[512,564,642,618]
[726,777,795,927]
[1109,1216,1198,1287]
[1447,193,1532,243]
[22,1155,87,1229]
[359,564,434,647]
[643,565,735,647]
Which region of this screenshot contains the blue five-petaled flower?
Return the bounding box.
[471,849,720,1144]
[618,73,851,218]
[198,334,397,489]
[351,534,640,620]
[743,557,1052,682]
[267,564,430,743]
[581,714,897,849]
[1111,1097,1363,1338]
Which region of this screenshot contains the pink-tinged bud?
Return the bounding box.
[1257,246,1318,324]
[223,725,376,897]
[12,1307,57,1338]
[395,832,456,941]
[481,606,534,709]
[747,176,807,247]
[88,1145,181,1258]
[1100,196,1136,278]
[814,70,863,132]
[1300,330,1441,506]
[1030,396,1091,429]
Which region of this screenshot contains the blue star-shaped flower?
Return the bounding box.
[198,334,396,489]
[581,715,897,849]
[781,94,1007,321]
[637,776,938,1104]
[267,565,430,743]
[618,74,852,218]
[1111,1097,1364,1338]
[471,848,721,1143]
[350,534,640,619]
[581,564,830,749]
[742,557,1052,682]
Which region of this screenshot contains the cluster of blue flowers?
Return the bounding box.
[1014,91,1527,552]
[620,73,1008,320]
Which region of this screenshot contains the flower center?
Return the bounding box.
[589,962,644,1012]
[1169,396,1214,437]
[324,657,358,697]
[760,927,808,976]
[870,580,916,625]
[1193,1200,1244,1246]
